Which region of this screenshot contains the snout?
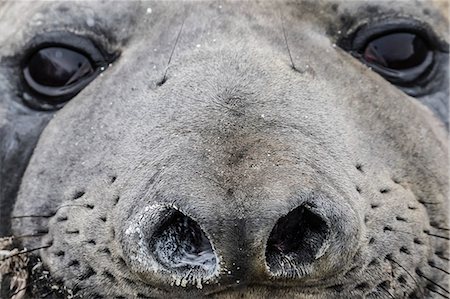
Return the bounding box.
[120,191,361,291]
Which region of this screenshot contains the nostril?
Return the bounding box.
[122,205,219,287]
[265,204,330,277]
[150,209,217,277]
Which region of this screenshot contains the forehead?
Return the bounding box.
[0,0,447,54]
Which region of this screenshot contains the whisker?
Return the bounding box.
[425,232,450,241]
[160,9,187,85]
[417,200,441,205]
[0,244,52,262]
[416,269,449,294]
[12,214,51,220]
[437,255,449,262]
[427,286,450,299]
[429,261,450,275]
[11,204,93,219]
[386,256,424,297]
[379,286,396,299]
[432,226,450,231]
[14,233,47,239]
[278,7,297,71]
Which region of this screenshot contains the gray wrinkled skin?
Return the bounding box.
[0,1,449,298]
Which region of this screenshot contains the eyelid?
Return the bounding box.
[23,65,101,97]
[22,31,118,70]
[364,51,434,84]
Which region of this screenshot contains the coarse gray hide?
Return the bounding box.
[0,0,449,298]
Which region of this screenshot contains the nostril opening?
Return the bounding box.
[266,205,329,276]
[149,209,218,278]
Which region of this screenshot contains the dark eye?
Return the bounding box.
[21,32,118,110]
[25,47,94,88]
[23,46,99,103]
[363,33,430,70]
[358,31,435,88]
[338,18,449,97]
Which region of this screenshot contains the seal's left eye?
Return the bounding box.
[23,47,97,100]
[363,33,430,70]
[337,18,449,97]
[358,31,434,87]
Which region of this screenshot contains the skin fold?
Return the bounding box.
[0,1,448,298]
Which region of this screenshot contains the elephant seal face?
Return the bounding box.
[1,1,448,298]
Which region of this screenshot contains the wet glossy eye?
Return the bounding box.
[26,47,94,87]
[338,19,448,97]
[357,31,436,91]
[20,32,118,110]
[23,47,97,100]
[363,33,430,70]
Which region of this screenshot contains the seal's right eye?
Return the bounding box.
[24,47,94,91]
